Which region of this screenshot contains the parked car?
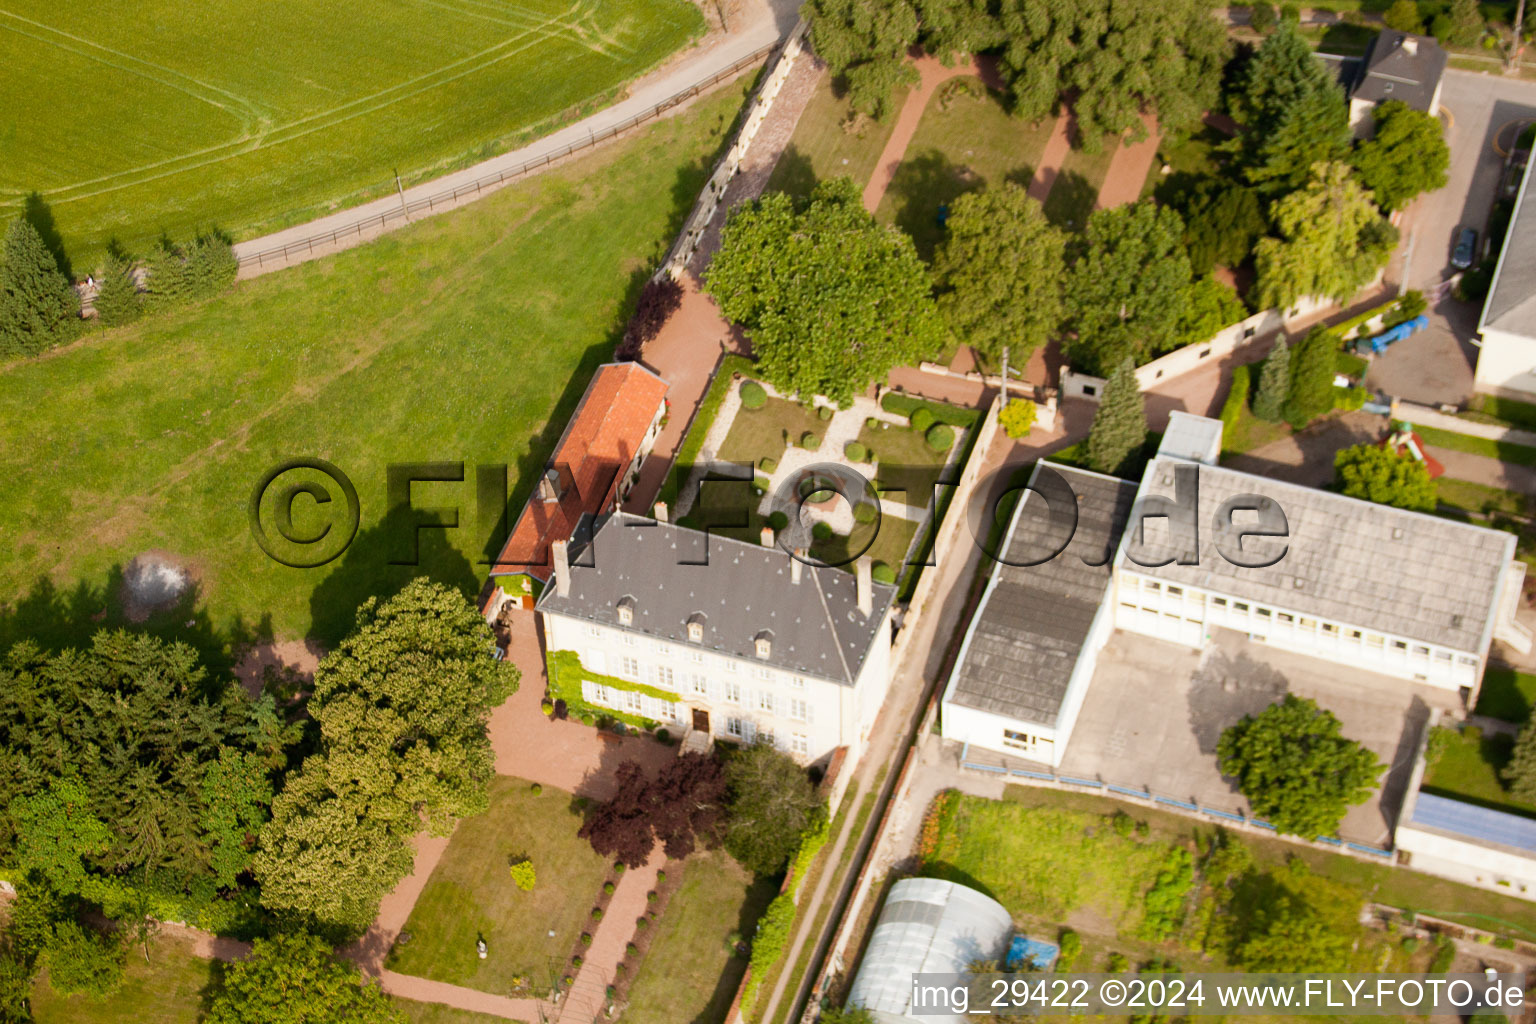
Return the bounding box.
[1452,227,1479,270]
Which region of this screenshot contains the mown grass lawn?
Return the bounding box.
[394,1000,526,1024]
[1,0,704,261]
[1475,666,1536,723]
[623,851,776,1024]
[1413,425,1536,467]
[764,73,910,202]
[873,76,1056,260]
[386,778,612,996]
[30,933,215,1024]
[1421,727,1536,820]
[0,80,749,651]
[1041,138,1119,231]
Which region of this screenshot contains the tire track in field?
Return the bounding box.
[411,0,605,52]
[0,9,266,128]
[13,2,590,206]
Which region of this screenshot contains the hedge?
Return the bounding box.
[872,561,896,584]
[1220,363,1252,438]
[880,391,979,427]
[740,380,767,409]
[661,355,756,509]
[759,456,778,473]
[741,893,796,1014]
[910,408,935,433]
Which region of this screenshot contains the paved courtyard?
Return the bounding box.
[1055,629,1459,847]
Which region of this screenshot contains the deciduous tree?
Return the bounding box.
[1085,358,1147,476]
[1217,694,1382,838]
[255,580,518,932]
[205,932,402,1024]
[723,741,825,876]
[931,183,1066,365]
[996,0,1229,147]
[705,179,946,405]
[1064,202,1192,374]
[1175,275,1247,352]
[0,218,78,357]
[1350,100,1450,211]
[1231,861,1361,972]
[802,0,920,120]
[1333,443,1437,511]
[1441,0,1485,46]
[1181,179,1265,275]
[579,753,727,866]
[1254,162,1389,309]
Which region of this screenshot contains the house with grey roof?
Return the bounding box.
[1476,154,1536,398]
[941,464,1137,767]
[942,415,1527,766]
[1347,30,1447,129]
[536,511,895,764]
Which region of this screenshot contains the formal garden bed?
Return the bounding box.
[386,779,611,996]
[671,375,975,585]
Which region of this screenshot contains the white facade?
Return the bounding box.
[1113,569,1482,692]
[1394,822,1536,898]
[941,593,1115,768]
[1474,326,1536,399]
[542,607,892,765]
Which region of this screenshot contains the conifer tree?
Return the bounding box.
[93,248,141,328]
[0,218,78,356]
[1086,358,1147,476]
[1253,339,1290,422]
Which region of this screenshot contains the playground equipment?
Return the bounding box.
[1354,315,1430,355]
[1383,423,1445,479]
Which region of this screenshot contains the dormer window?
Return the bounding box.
[754,630,772,659]
[687,613,706,643]
[617,596,635,626]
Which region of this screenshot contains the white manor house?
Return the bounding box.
[537,512,896,765]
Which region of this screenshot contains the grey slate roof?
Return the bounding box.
[1481,155,1536,338]
[535,512,895,686]
[946,466,1138,726]
[1127,458,1514,653]
[1352,31,1446,111]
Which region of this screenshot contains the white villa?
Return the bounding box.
[536,512,896,765]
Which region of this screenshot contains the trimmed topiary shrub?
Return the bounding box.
[925,423,955,452]
[812,521,834,541]
[530,782,542,795]
[866,417,880,429]
[911,409,935,432]
[817,405,832,420]
[581,933,594,946]
[740,380,767,409]
[844,441,868,462]
[603,881,616,895]
[800,431,819,449]
[759,456,777,473]
[592,907,604,920]
[871,561,896,584]
[767,510,789,530]
[853,502,877,524]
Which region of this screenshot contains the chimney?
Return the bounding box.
[551,539,570,597]
[856,556,872,617]
[791,549,804,585]
[539,468,561,503]
[1401,35,1418,55]
[653,501,669,523]
[760,525,775,547]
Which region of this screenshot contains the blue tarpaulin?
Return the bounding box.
[1007,935,1059,971]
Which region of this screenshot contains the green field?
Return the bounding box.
[0,77,747,653]
[0,0,704,263]
[30,933,216,1024]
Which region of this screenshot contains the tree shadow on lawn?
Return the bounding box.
[688,870,780,1024]
[766,143,817,202]
[883,148,983,263]
[1041,169,1096,231]
[0,569,272,683]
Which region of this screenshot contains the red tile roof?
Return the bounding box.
[491,362,667,580]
